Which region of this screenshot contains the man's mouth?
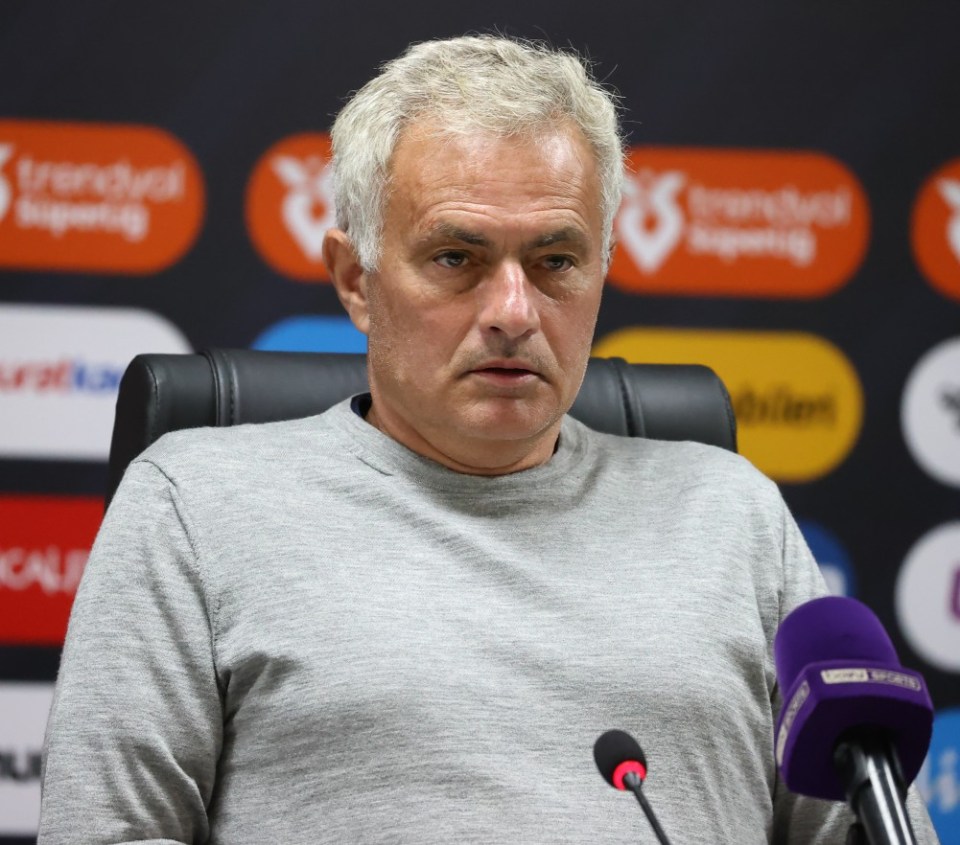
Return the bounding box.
[470,359,539,376]
[466,359,543,385]
[479,367,533,375]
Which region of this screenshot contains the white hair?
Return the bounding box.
[330,35,624,271]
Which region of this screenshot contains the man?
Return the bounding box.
[39,36,938,843]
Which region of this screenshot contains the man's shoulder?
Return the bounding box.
[574,418,778,498]
[131,403,351,484]
[141,415,311,459]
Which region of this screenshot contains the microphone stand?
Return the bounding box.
[847,822,868,845]
[833,730,918,845]
[623,771,673,845]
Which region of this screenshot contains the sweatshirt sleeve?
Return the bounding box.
[38,459,222,845]
[769,500,941,844]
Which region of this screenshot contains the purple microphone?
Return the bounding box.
[774,596,933,844]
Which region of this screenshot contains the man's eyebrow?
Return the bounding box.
[526,227,590,252]
[419,223,491,248]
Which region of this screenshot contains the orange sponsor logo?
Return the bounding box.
[911,158,960,303]
[608,148,870,298]
[0,120,204,274]
[245,133,336,282]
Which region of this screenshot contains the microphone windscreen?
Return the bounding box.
[774,596,898,693]
[773,596,933,801]
[594,729,647,788]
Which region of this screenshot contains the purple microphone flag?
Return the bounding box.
[773,596,933,801]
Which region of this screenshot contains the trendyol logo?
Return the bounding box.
[610,148,870,298]
[246,132,337,282]
[912,159,960,302]
[273,154,336,261]
[618,170,686,272]
[0,120,204,274]
[901,337,960,488]
[0,305,190,460]
[896,522,960,673]
[592,328,863,483]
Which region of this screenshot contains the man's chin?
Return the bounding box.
[456,396,564,444]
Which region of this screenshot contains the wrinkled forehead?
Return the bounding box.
[380,119,604,246]
[387,113,602,187]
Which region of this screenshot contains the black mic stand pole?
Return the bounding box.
[833,730,918,845]
[623,771,673,845]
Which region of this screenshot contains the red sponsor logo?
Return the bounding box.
[245,132,335,282]
[608,148,870,298]
[0,496,102,645]
[0,120,204,274]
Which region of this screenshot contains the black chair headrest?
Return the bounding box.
[106,349,737,509]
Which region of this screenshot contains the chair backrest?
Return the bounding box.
[106,349,737,508]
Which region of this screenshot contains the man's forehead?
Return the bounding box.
[386,121,603,244]
[390,116,599,184]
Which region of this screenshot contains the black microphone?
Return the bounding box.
[594,729,674,845]
[774,597,934,845]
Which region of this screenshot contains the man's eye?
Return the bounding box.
[542,255,574,272]
[434,251,468,269]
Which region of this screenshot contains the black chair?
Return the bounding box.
[106,349,737,509]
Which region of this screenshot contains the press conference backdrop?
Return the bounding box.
[1,2,959,842]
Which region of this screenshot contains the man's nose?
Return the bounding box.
[478,261,540,340]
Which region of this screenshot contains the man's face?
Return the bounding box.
[330,120,607,473]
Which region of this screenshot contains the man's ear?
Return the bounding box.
[323,228,370,334]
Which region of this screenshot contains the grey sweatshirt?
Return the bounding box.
[39,400,938,843]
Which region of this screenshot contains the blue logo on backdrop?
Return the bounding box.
[918,708,960,844]
[797,520,855,597]
[252,316,367,354]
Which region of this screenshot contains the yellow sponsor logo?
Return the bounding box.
[592,329,863,482]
